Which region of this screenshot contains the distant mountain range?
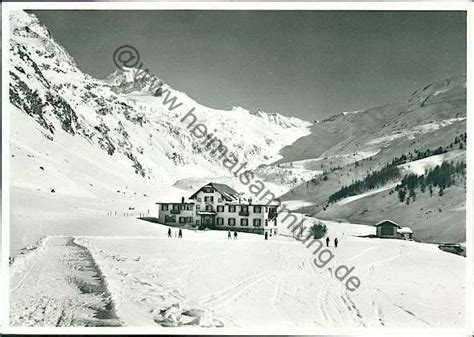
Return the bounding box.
[264,75,466,243]
[276,74,465,164]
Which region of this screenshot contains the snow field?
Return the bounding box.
[10,215,456,329]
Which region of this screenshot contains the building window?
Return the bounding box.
[172,204,179,211]
[205,204,213,211]
[218,198,223,203]
[196,220,200,226]
[202,187,214,193]
[186,204,193,211]
[229,205,236,212]
[179,217,186,224]
[239,205,249,216]
[254,206,262,213]
[265,219,268,227]
[196,204,200,210]
[165,215,176,223]
[228,218,236,226]
[253,219,261,227]
[241,218,249,226]
[217,217,224,226]
[217,205,224,212]
[268,207,278,220]
[204,196,214,203]
[197,198,202,202]
[161,204,168,211]
[180,204,186,210]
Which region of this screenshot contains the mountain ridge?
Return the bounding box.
[10,10,310,186]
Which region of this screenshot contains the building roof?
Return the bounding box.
[189,182,242,202]
[374,219,402,228]
[397,227,413,234]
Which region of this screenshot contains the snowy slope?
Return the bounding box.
[330,150,465,207]
[9,10,310,186]
[313,147,466,243]
[274,74,466,243]
[277,74,466,164]
[253,76,465,195]
[9,10,310,254]
[7,10,466,330]
[398,149,465,176]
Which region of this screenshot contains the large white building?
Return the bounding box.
[156,182,279,236]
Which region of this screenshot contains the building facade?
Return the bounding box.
[375,219,413,240]
[157,182,279,236]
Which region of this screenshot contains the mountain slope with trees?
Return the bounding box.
[278,77,466,243]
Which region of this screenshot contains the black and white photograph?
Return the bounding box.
[2,2,470,334]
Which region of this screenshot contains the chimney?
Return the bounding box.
[249,198,252,205]
[181,196,185,204]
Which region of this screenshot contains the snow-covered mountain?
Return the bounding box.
[276,74,466,164]
[9,10,310,186]
[9,10,311,253]
[8,10,466,248]
[269,75,466,243]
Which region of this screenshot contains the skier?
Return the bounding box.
[265,232,268,240]
[234,231,238,240]
[178,228,183,238]
[334,238,338,248]
[326,236,330,247]
[167,228,172,238]
[227,230,232,240]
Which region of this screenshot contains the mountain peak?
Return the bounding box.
[9,10,311,184]
[102,67,164,95]
[10,10,79,73]
[10,11,50,39]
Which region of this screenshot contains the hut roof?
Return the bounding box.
[397,227,413,234]
[374,219,402,228]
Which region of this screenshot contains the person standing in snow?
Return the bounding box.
[178,228,183,238]
[334,238,338,248]
[168,228,172,238]
[228,230,232,239]
[265,232,268,240]
[326,236,330,247]
[234,231,238,240]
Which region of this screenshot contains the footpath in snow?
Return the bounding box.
[10,236,121,327]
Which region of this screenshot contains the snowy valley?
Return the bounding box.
[7,10,466,331]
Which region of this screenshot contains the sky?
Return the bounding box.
[30,10,466,121]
